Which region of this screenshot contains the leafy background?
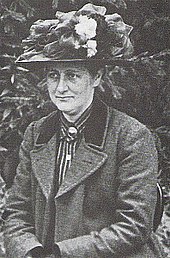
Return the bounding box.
[0,0,169,256]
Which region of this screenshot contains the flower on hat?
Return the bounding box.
[85,40,97,58]
[75,15,97,41]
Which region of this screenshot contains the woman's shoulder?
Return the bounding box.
[24,110,59,142]
[29,110,59,131]
[111,108,146,128]
[109,107,152,139]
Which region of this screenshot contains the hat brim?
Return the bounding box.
[16,58,129,69]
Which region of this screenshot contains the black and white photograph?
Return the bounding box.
[0,0,169,257]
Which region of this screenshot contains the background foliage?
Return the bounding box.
[0,0,169,256]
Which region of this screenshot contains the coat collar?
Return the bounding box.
[35,96,110,150]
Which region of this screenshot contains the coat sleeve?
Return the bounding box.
[3,122,43,258]
[56,121,159,258]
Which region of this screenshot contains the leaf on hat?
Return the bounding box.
[77,3,106,16]
[30,20,60,36]
[105,14,132,35]
[43,41,60,57]
[43,41,71,59]
[55,11,76,22]
[59,32,81,49]
[20,50,43,61]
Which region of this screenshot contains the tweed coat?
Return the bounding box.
[4,97,165,258]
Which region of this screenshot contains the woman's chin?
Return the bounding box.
[55,103,75,115]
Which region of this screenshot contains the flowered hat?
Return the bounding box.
[16,3,133,66]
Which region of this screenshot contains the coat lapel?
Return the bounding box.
[56,138,108,198]
[30,134,57,199]
[30,111,60,199]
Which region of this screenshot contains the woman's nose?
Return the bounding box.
[55,75,68,94]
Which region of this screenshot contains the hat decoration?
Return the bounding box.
[17,3,133,63]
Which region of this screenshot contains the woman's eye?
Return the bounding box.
[48,71,59,79]
[67,73,79,80]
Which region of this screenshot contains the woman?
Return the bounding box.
[3,4,165,258]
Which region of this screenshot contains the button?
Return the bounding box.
[66,154,71,161]
[68,127,78,138]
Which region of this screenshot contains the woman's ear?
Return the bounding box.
[93,69,104,88]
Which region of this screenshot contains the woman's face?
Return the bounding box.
[47,62,102,120]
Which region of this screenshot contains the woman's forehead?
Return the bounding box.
[46,62,88,72]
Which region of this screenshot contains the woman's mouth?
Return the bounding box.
[56,96,74,100]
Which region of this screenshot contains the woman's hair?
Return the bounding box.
[85,62,106,77]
